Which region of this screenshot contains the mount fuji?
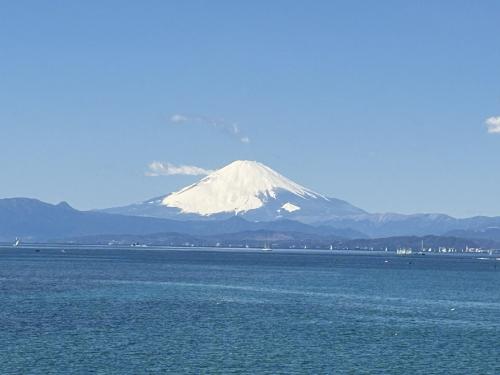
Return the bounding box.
[103,160,365,222]
[4,160,500,241]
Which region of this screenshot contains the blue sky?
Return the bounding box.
[1,1,499,217]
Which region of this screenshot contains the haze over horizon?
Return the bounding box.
[1,1,500,217]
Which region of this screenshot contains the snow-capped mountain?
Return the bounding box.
[103,160,365,222]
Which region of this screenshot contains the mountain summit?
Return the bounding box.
[104,160,365,222]
[163,160,327,215]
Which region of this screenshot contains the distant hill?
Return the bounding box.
[446,227,500,242]
[322,213,500,238]
[0,198,192,241]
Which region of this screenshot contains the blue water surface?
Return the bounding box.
[1,246,499,374]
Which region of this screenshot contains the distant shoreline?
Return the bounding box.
[1,243,499,259]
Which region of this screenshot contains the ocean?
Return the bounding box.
[1,246,499,374]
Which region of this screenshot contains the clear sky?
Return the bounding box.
[1,1,499,217]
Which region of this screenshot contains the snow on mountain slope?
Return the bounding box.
[102,160,366,222]
[281,202,301,213]
[162,160,325,215]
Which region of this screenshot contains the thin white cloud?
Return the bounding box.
[170,114,189,123]
[170,113,251,143]
[145,161,214,177]
[486,116,500,134]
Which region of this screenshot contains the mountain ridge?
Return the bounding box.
[0,197,361,241]
[3,197,500,244]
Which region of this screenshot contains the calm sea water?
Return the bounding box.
[0,246,499,374]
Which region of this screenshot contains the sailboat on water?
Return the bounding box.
[262,242,272,251]
[13,238,21,247]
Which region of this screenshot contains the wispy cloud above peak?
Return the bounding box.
[170,114,189,123]
[169,113,250,143]
[145,161,213,177]
[486,116,500,134]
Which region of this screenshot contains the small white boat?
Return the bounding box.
[262,243,272,251]
[13,238,21,247]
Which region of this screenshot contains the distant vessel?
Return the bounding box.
[131,242,148,248]
[13,238,21,247]
[329,245,333,251]
[262,243,272,251]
